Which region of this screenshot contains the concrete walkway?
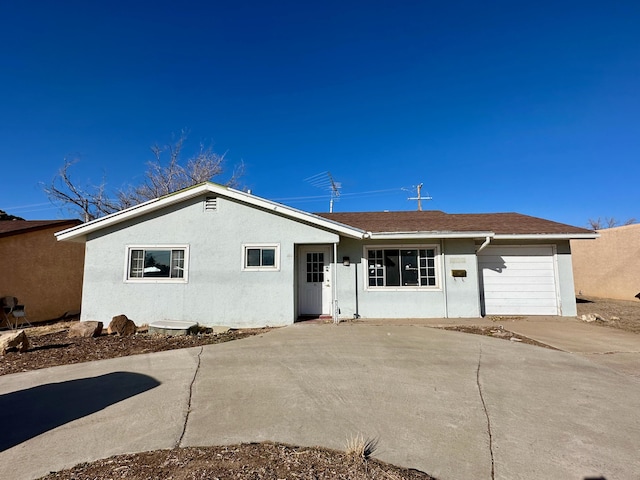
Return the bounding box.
[1,321,640,480]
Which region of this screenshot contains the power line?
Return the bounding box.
[272,187,403,203]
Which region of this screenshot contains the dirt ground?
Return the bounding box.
[0,323,272,376]
[575,295,640,333]
[38,442,434,480]
[439,323,559,349]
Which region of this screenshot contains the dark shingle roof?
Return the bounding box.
[0,220,82,238]
[316,211,593,235]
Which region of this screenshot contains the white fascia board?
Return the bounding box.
[55,184,213,242]
[368,231,495,240]
[56,183,366,242]
[493,233,599,240]
[219,187,366,239]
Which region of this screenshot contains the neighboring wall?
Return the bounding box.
[0,222,84,323]
[571,224,640,301]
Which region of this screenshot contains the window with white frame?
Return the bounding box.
[243,244,280,270]
[366,247,438,288]
[127,246,188,281]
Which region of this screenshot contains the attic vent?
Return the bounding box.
[204,197,218,211]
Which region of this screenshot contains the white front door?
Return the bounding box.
[298,246,332,316]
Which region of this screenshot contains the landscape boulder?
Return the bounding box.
[1,330,30,355]
[108,314,137,336]
[580,313,607,323]
[68,321,103,338]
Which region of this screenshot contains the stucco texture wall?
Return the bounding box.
[334,238,481,319]
[0,224,84,324]
[571,224,640,301]
[81,195,338,328]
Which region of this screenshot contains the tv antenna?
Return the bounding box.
[305,171,341,212]
[407,183,432,211]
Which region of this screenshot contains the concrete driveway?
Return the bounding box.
[500,316,640,377]
[1,322,639,480]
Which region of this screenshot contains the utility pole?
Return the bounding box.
[407,183,432,211]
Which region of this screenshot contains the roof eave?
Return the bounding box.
[219,187,366,239]
[56,183,366,242]
[493,233,599,240]
[367,231,496,240]
[55,185,210,242]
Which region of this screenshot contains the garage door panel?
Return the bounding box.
[479,245,558,316]
[480,255,553,264]
[482,290,558,299]
[484,275,556,288]
[484,304,558,315]
[481,246,553,256]
[484,283,556,294]
[482,269,555,278]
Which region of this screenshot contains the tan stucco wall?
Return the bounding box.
[571,224,640,300]
[0,224,85,323]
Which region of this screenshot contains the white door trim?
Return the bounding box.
[297,245,332,317]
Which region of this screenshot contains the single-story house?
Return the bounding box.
[56,182,596,328]
[571,223,640,301]
[1,219,85,325]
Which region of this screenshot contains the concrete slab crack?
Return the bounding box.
[583,351,640,355]
[176,346,203,448]
[477,344,495,480]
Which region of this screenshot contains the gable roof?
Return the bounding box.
[55,182,366,242]
[317,211,596,239]
[0,219,82,238]
[55,182,597,242]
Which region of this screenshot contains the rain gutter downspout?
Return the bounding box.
[476,235,492,317]
[442,238,448,318]
[333,242,339,324]
[476,235,492,253]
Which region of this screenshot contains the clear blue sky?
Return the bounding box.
[2,1,639,227]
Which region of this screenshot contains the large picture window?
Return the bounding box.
[127,246,188,281]
[366,247,438,288]
[243,244,280,271]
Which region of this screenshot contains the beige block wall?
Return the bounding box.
[571,224,640,301]
[0,224,85,323]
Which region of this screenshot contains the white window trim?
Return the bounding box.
[242,243,281,271]
[363,244,441,291]
[124,244,190,283]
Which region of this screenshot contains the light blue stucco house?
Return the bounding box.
[56,182,596,328]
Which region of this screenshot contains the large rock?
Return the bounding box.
[0,330,30,355]
[580,313,607,323]
[108,314,137,336]
[68,321,103,338]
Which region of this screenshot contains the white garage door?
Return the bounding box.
[478,245,559,315]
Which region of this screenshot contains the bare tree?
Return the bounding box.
[587,217,637,230]
[0,210,25,221]
[44,133,241,222]
[43,158,118,222]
